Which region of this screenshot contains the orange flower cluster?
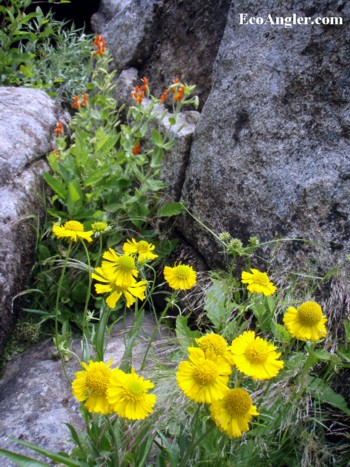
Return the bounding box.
[159,89,169,103]
[161,78,185,103]
[173,85,185,102]
[131,77,149,104]
[53,122,63,135]
[71,93,89,109]
[93,35,107,56]
[132,142,141,155]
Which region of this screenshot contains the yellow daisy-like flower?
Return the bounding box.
[92,266,147,309]
[211,387,259,438]
[176,347,232,404]
[72,360,114,415]
[106,368,156,420]
[164,263,197,290]
[52,220,93,243]
[195,333,234,365]
[229,331,284,380]
[283,301,327,341]
[123,238,158,263]
[241,268,276,296]
[101,248,138,287]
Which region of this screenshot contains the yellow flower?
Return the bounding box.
[195,333,234,365]
[164,263,197,290]
[211,387,259,438]
[176,347,232,404]
[283,301,327,341]
[72,360,114,415]
[92,266,147,309]
[123,238,158,263]
[52,220,93,243]
[101,248,138,287]
[241,268,276,296]
[106,368,156,420]
[229,331,284,380]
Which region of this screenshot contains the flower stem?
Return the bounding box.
[140,291,176,370]
[54,240,72,381]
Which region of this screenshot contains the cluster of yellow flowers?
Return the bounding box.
[176,332,283,438]
[241,268,327,341]
[53,221,328,435]
[72,360,156,419]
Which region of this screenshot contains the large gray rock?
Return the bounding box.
[180,1,350,279]
[0,87,64,357]
[92,0,231,107]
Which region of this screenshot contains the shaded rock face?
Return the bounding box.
[92,0,231,107]
[0,87,63,357]
[180,0,350,275]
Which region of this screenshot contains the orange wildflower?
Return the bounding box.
[140,76,149,92]
[132,142,141,155]
[159,89,169,103]
[81,93,89,107]
[173,85,185,102]
[53,122,63,135]
[71,95,80,109]
[131,86,145,104]
[93,34,107,56]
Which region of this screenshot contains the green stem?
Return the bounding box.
[54,240,73,381]
[107,418,120,467]
[81,239,92,340]
[140,291,176,370]
[182,205,225,247]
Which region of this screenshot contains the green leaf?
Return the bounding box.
[204,280,228,331]
[271,322,292,343]
[68,179,82,203]
[343,319,350,344]
[157,202,184,218]
[95,131,119,155]
[1,438,81,466]
[307,377,350,416]
[42,173,67,200]
[0,448,48,466]
[151,129,163,147]
[175,315,201,352]
[143,179,164,192]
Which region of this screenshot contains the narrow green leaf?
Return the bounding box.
[0,448,47,466]
[13,439,82,466]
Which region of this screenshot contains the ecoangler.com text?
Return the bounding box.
[239,13,343,28]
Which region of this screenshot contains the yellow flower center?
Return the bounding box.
[86,366,111,396]
[223,388,252,417]
[198,334,227,356]
[127,379,144,396]
[117,255,135,272]
[193,359,218,385]
[297,302,323,326]
[245,340,269,363]
[137,241,150,253]
[174,265,192,280]
[64,220,84,232]
[252,271,269,286]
